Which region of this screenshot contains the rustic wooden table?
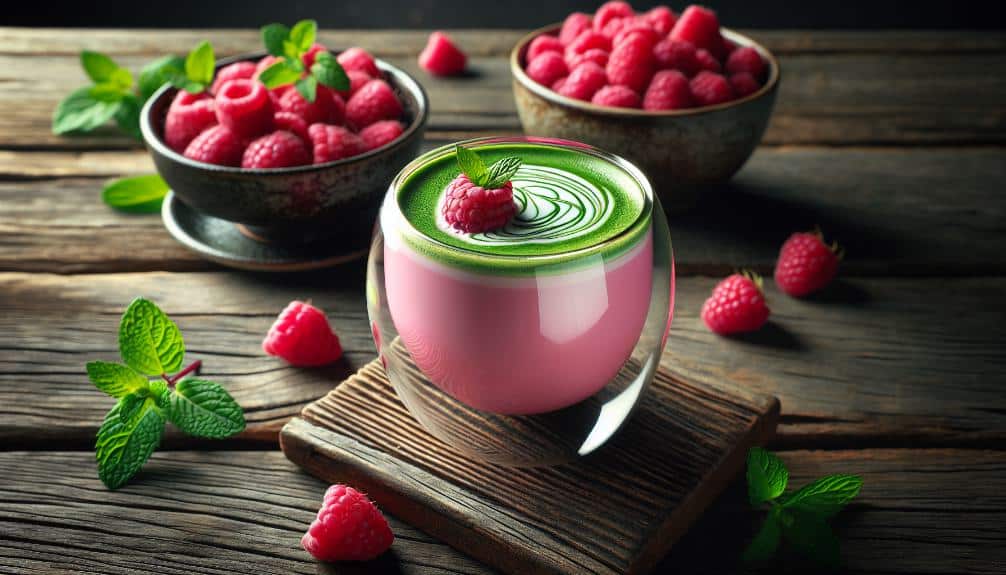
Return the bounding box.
[1,27,1005,574]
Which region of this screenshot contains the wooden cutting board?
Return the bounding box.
[281,358,779,575]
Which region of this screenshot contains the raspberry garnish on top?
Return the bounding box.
[441,146,522,234]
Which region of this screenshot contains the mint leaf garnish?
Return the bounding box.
[456,146,488,185]
[257,19,347,98]
[484,157,522,188]
[295,75,318,103]
[113,95,143,140]
[311,51,350,91]
[782,510,841,567]
[102,174,169,213]
[258,60,302,89]
[741,511,781,563]
[118,297,185,376]
[86,360,149,398]
[289,19,317,55]
[138,55,185,101]
[184,41,214,91]
[747,446,788,506]
[96,399,164,489]
[781,474,863,517]
[52,87,121,134]
[80,51,121,84]
[167,379,246,438]
[261,23,291,56]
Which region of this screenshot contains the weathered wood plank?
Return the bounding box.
[1,147,1002,274]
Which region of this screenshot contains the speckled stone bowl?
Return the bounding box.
[511,26,779,212]
[141,52,428,243]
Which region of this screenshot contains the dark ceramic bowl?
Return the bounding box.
[141,51,428,243]
[511,26,779,212]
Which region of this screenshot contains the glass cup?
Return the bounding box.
[366,137,674,466]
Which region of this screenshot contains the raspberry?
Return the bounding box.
[336,70,373,100]
[652,39,700,76]
[774,231,841,297]
[183,125,246,167]
[210,61,257,95]
[670,5,724,59]
[591,84,641,108]
[643,69,694,110]
[598,17,632,38]
[606,34,654,93]
[301,485,393,562]
[594,1,635,34]
[215,79,274,138]
[272,111,310,145]
[565,30,612,58]
[690,71,735,106]
[345,79,403,129]
[302,43,328,69]
[557,62,607,101]
[263,300,344,366]
[559,12,593,45]
[359,120,405,151]
[613,24,660,50]
[551,76,568,92]
[525,51,569,88]
[527,34,564,62]
[729,72,761,97]
[723,37,739,55]
[164,91,216,153]
[442,174,516,234]
[278,85,343,126]
[695,48,722,73]
[419,31,467,76]
[701,273,770,336]
[642,6,677,35]
[567,48,609,70]
[726,46,766,79]
[337,47,380,77]
[241,130,311,169]
[308,123,365,163]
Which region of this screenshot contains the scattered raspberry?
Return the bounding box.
[641,6,677,35]
[359,120,405,151]
[565,30,612,58]
[559,12,593,45]
[164,91,216,153]
[643,69,694,110]
[278,85,343,126]
[442,174,516,234]
[606,34,654,93]
[241,130,311,169]
[612,23,660,50]
[652,39,700,76]
[263,300,344,366]
[695,48,722,73]
[557,62,607,101]
[701,273,770,335]
[726,46,766,79]
[729,72,761,97]
[345,79,403,129]
[308,123,365,163]
[215,79,274,138]
[337,47,380,77]
[690,71,735,107]
[182,125,246,167]
[774,231,841,297]
[210,61,257,95]
[567,48,609,70]
[591,84,640,108]
[302,43,328,69]
[527,35,564,62]
[419,31,467,76]
[525,51,569,87]
[302,485,393,562]
[272,111,310,145]
[594,1,635,34]
[670,5,724,59]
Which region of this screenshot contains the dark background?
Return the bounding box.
[8,0,1005,29]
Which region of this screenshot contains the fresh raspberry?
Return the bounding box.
[419,31,467,76]
[565,30,612,58]
[527,35,564,62]
[774,231,841,297]
[690,71,735,106]
[241,130,311,169]
[643,69,694,110]
[551,76,568,92]
[670,5,725,59]
[641,6,677,35]
[210,61,257,95]
[302,43,328,69]
[359,120,405,151]
[164,91,216,153]
[695,48,722,73]
[701,273,770,335]
[308,123,365,163]
[606,34,654,93]
[557,62,607,101]
[567,48,609,70]
[559,12,593,45]
[598,17,632,39]
[337,47,380,77]
[345,79,403,129]
[591,84,641,108]
[263,300,344,366]
[726,46,766,79]
[182,125,246,167]
[442,174,516,234]
[729,72,761,97]
[272,111,310,145]
[302,485,393,562]
[525,51,569,88]
[278,85,343,126]
[594,1,635,34]
[215,79,274,137]
[336,70,373,100]
[613,23,660,49]
[652,39,700,76]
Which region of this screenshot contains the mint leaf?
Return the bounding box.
[80,51,120,84]
[781,474,862,517]
[95,399,164,489]
[149,379,171,409]
[456,146,488,186]
[295,75,318,103]
[86,361,149,398]
[89,83,127,103]
[782,510,841,567]
[139,55,185,101]
[109,67,134,91]
[742,511,781,564]
[484,157,522,188]
[118,297,185,376]
[167,378,245,438]
[118,391,149,425]
[184,41,214,88]
[114,94,142,141]
[102,174,169,213]
[747,447,789,506]
[289,19,317,55]
[52,87,121,134]
[261,23,290,57]
[258,60,302,89]
[311,52,350,91]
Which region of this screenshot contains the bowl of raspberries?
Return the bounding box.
[141,46,427,243]
[511,2,779,211]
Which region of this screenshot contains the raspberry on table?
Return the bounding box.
[643,69,694,110]
[345,79,403,129]
[183,125,246,167]
[726,46,767,79]
[301,484,394,562]
[359,120,405,152]
[701,273,770,336]
[215,79,274,138]
[241,130,312,169]
[272,111,310,145]
[671,5,725,59]
[642,6,677,36]
[210,61,257,95]
[594,1,635,34]
[263,300,344,366]
[567,47,609,70]
[164,91,216,153]
[278,85,343,126]
[653,39,700,76]
[557,62,608,101]
[442,174,517,234]
[729,72,761,97]
[774,231,841,297]
[525,51,569,87]
[565,30,612,58]
[559,12,593,45]
[527,35,565,62]
[690,71,735,106]
[419,31,467,76]
[308,123,365,163]
[591,84,641,108]
[337,47,381,77]
[606,34,654,93]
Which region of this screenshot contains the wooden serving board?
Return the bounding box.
[281,359,779,575]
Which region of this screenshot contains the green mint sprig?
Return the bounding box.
[257,19,349,102]
[743,447,862,566]
[88,298,245,489]
[455,146,522,189]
